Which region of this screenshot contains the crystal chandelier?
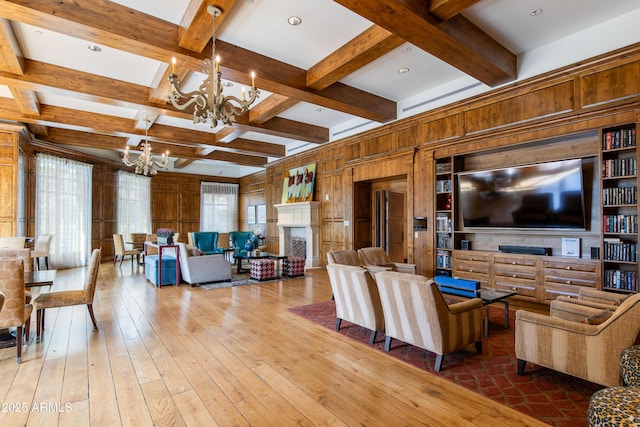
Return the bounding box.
[167,5,259,128]
[122,120,169,176]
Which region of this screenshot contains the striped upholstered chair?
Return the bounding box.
[375,271,483,372]
[326,263,385,345]
[516,292,640,387]
[357,247,416,274]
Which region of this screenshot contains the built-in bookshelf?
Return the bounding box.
[601,123,638,293]
[435,157,453,272]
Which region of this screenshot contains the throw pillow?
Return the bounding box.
[582,310,614,325]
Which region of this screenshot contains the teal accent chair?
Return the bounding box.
[192,232,224,255]
[229,231,254,256]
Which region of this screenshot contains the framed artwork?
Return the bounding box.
[281,162,317,203]
[247,205,256,224]
[257,204,267,223]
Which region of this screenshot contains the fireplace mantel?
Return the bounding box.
[275,202,320,268]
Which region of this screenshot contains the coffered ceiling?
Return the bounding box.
[0,0,639,178]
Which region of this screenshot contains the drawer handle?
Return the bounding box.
[512,261,517,265]
[512,287,517,291]
[566,280,572,285]
[566,266,573,270]
[512,274,517,278]
[468,269,473,273]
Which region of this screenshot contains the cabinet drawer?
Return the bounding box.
[494,279,537,299]
[494,266,537,282]
[494,255,537,267]
[543,272,598,288]
[454,262,489,276]
[453,251,490,263]
[543,284,584,301]
[452,270,490,288]
[543,259,599,273]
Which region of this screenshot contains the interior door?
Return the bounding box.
[387,191,405,262]
[353,182,372,250]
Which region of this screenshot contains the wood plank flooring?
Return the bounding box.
[0,262,548,426]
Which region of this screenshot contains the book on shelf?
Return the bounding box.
[602,128,637,150]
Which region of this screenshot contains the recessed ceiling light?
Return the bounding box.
[222,81,233,87]
[87,45,102,52]
[398,67,410,74]
[316,107,325,112]
[402,46,412,53]
[288,16,302,26]
[530,8,543,16]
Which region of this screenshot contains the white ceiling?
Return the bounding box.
[1,0,640,178]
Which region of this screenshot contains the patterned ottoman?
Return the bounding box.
[621,345,640,387]
[250,258,275,281]
[588,386,640,426]
[284,256,305,277]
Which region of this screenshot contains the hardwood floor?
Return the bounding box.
[0,262,547,426]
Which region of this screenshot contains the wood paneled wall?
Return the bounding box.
[257,43,640,274]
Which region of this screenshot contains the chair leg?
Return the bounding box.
[475,340,482,355]
[384,336,392,352]
[36,309,42,340]
[517,359,527,375]
[87,304,98,331]
[369,330,377,345]
[335,318,342,331]
[16,325,23,364]
[24,317,31,345]
[44,256,49,270]
[434,354,444,372]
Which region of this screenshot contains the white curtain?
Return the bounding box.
[36,153,93,268]
[200,182,238,232]
[117,171,151,238]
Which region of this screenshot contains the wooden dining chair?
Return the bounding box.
[33,248,101,340]
[113,234,139,266]
[0,259,33,363]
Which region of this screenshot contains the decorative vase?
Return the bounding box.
[244,240,255,252]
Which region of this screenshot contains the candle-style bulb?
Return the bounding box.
[171,56,176,74]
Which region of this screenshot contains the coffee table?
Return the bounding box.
[439,286,516,337]
[233,253,288,276]
[478,288,517,337]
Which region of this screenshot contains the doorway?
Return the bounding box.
[353,178,407,263]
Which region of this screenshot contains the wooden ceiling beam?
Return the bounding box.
[0,59,328,144]
[9,87,39,116]
[428,0,483,21]
[306,25,404,91]
[334,0,516,87]
[0,0,396,123]
[178,0,239,52]
[0,17,23,74]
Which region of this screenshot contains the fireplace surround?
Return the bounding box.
[275,202,320,268]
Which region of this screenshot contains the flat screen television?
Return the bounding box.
[457,158,586,230]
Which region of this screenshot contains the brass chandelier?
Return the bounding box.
[122,120,169,176]
[167,5,259,128]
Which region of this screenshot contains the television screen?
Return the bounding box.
[457,159,586,230]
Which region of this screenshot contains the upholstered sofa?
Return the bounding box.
[177,243,232,285]
[516,292,640,387]
[191,232,224,255]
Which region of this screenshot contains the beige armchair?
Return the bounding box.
[0,259,33,363]
[327,249,361,266]
[555,287,629,314]
[33,249,102,340]
[357,247,416,274]
[375,271,483,372]
[515,292,640,387]
[326,263,385,345]
[0,236,26,250]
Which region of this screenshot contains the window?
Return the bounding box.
[117,171,151,238]
[36,153,93,268]
[200,182,238,232]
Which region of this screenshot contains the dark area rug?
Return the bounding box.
[288,300,603,427]
[0,332,16,349]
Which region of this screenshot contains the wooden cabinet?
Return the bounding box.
[452,250,601,304]
[493,254,539,301]
[600,123,638,294]
[542,258,600,302]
